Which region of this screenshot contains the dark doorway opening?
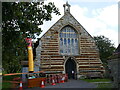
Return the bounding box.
[65,57,76,79]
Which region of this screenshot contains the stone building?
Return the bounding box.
[35,2,105,79]
[108,44,120,88]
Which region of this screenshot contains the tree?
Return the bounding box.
[2,2,60,73]
[93,35,116,64]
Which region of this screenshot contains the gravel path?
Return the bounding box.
[24,79,97,89]
[44,79,97,88]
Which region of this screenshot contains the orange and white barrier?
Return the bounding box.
[3,71,44,76]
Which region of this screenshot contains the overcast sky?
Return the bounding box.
[38,0,119,47]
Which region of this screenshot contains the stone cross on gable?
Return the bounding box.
[63,1,71,14]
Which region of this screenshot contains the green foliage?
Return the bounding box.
[93,35,116,64]
[2,2,60,38]
[2,82,12,89]
[82,78,113,88]
[2,2,60,73]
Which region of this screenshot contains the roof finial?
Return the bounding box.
[63,1,71,14]
[66,1,68,5]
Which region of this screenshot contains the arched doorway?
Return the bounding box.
[65,57,76,79]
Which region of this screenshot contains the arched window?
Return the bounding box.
[59,26,79,55]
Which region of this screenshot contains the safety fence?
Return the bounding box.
[2,73,68,89]
[27,74,68,88]
[2,71,43,89]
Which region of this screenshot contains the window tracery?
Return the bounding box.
[60,26,79,55]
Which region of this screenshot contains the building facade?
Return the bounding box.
[36,2,105,79]
[108,44,120,88]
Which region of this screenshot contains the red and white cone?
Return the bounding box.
[19,81,23,90]
[40,80,45,88]
[58,76,61,83]
[55,76,57,83]
[61,76,65,83]
[51,79,56,85]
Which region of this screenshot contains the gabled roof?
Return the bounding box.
[108,44,120,59]
[114,44,120,54]
[35,2,96,48]
[39,7,93,40]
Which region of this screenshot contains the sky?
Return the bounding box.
[38,0,119,47]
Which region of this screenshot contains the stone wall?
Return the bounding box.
[108,59,120,88]
[36,12,105,77]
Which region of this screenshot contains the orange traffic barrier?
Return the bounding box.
[3,71,44,76]
[13,77,21,81]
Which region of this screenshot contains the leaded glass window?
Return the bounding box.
[59,26,79,55]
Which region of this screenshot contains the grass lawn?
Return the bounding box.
[97,83,113,89]
[81,78,113,88]
[81,78,111,82]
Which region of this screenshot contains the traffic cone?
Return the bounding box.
[66,74,68,82]
[61,76,65,83]
[56,75,59,83]
[55,75,57,83]
[51,78,56,85]
[19,81,23,90]
[58,75,61,83]
[40,80,45,88]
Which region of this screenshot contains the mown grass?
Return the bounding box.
[81,78,113,88]
[81,78,111,82]
[97,83,113,89]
